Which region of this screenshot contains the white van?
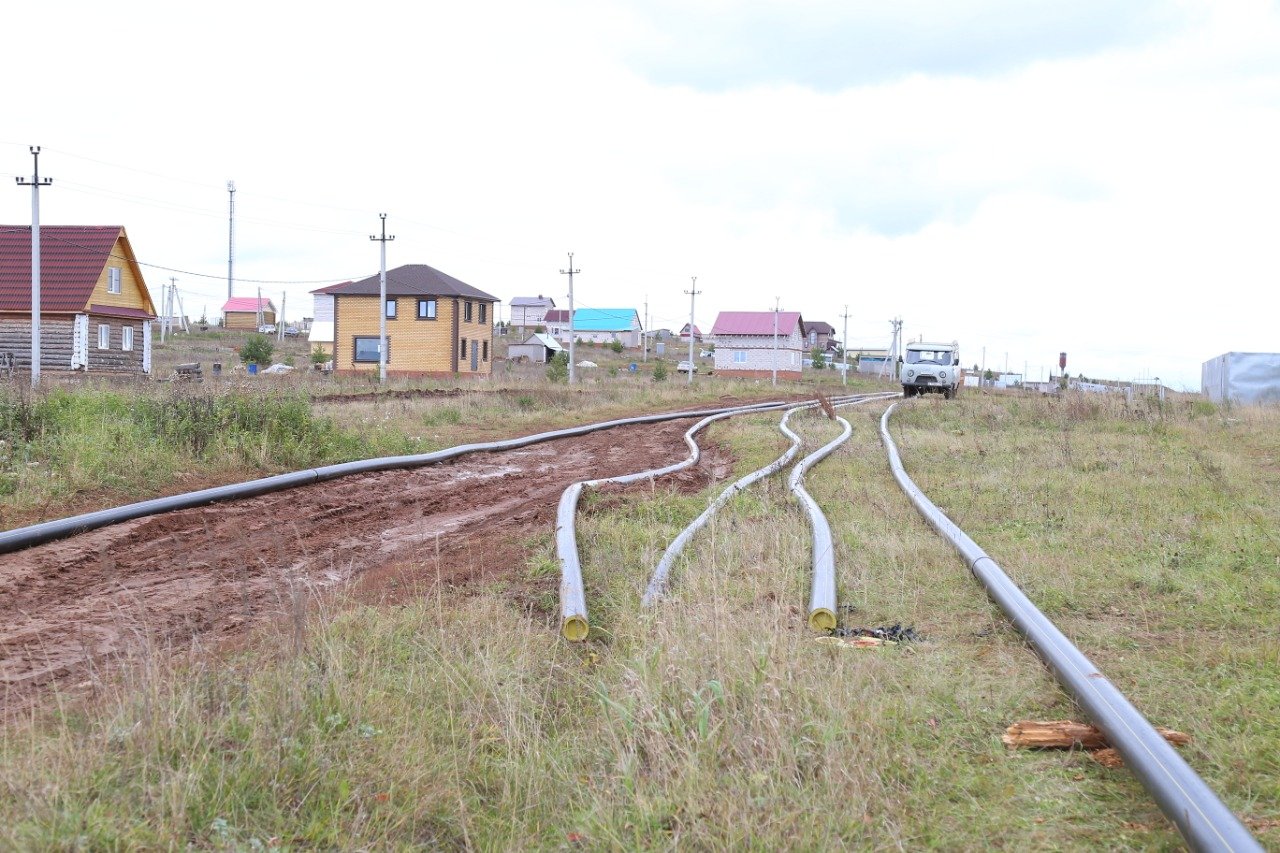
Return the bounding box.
[902,341,962,399]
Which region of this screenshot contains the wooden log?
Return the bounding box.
[1002,720,1190,752]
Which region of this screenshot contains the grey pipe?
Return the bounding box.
[558,401,803,639]
[785,412,852,631]
[643,393,897,606]
[0,400,795,557]
[880,402,1260,852]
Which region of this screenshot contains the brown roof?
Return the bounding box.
[327,264,497,301]
[804,320,836,336]
[544,309,570,323]
[0,225,135,312]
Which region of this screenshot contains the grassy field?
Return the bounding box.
[1,348,1277,849]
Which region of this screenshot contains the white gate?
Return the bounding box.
[72,314,88,370]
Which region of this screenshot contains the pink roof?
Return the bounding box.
[222,297,274,313]
[711,311,802,336]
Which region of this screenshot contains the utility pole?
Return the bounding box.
[881,316,903,380]
[256,286,264,329]
[643,295,648,363]
[227,180,235,301]
[279,291,286,342]
[684,277,701,385]
[840,304,850,387]
[17,147,52,388]
[560,253,579,384]
[772,297,780,387]
[370,214,394,383]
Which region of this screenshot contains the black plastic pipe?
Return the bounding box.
[880,401,1259,852]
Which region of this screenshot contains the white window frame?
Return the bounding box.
[733,350,747,364]
[385,299,397,319]
[107,268,122,294]
[122,326,134,351]
[97,324,110,350]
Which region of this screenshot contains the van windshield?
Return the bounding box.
[906,349,954,366]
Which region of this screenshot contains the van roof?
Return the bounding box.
[906,341,957,349]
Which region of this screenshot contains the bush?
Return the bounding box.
[609,340,624,354]
[546,351,569,383]
[239,334,274,366]
[310,345,328,366]
[652,361,668,382]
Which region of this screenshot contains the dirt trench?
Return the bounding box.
[0,417,733,713]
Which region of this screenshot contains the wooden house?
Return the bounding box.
[222,296,276,330]
[0,225,158,375]
[329,263,498,377]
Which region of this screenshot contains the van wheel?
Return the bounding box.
[943,388,954,400]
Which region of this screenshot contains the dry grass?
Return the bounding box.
[0,390,1276,849]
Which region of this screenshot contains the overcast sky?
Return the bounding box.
[4,0,1278,389]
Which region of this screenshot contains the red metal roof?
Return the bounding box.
[222,297,275,313]
[711,311,803,336]
[0,225,129,312]
[544,309,570,323]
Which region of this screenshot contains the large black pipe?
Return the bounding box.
[0,400,794,556]
[880,402,1259,852]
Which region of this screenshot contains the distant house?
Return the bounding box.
[307,281,349,357]
[510,295,556,330]
[328,263,498,377]
[564,308,643,347]
[222,296,276,330]
[508,332,564,364]
[0,225,158,375]
[710,311,805,380]
[803,320,837,353]
[544,309,571,339]
[679,323,702,343]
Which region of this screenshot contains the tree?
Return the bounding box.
[811,347,826,370]
[652,360,668,382]
[239,334,274,366]
[546,351,569,383]
[609,339,624,354]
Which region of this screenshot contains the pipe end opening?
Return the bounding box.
[808,608,837,632]
[562,615,590,642]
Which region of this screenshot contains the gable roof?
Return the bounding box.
[572,308,640,332]
[310,281,352,295]
[223,296,276,313]
[804,320,835,336]
[0,225,149,312]
[544,309,570,323]
[522,332,564,351]
[511,295,555,307]
[327,264,497,301]
[711,311,803,336]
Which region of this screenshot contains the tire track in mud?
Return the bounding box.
[0,418,731,711]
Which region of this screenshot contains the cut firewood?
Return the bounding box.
[1003,720,1191,753]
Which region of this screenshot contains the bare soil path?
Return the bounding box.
[0,417,732,712]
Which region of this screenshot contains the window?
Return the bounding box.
[122,326,134,351]
[97,324,110,350]
[479,303,487,324]
[385,299,397,319]
[417,298,437,320]
[107,268,121,294]
[733,350,747,364]
[464,301,473,322]
[460,338,467,360]
[353,336,388,363]
[482,340,489,361]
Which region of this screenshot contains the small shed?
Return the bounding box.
[508,332,564,363]
[1202,352,1280,405]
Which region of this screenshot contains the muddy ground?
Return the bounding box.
[0,417,734,713]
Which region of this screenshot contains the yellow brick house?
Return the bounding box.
[329,264,498,377]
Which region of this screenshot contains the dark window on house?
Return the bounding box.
[460,338,467,360]
[464,301,473,322]
[482,340,489,361]
[354,336,388,363]
[479,303,487,324]
[386,299,397,319]
[417,298,437,319]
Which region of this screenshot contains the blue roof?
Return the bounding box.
[572,308,639,332]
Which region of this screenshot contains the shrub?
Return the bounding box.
[239,334,274,366]
[652,361,668,382]
[546,351,569,383]
[609,340,624,354]
[310,345,328,366]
